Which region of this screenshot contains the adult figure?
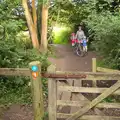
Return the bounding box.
[79,22,89,40]
[75,26,85,41]
[75,25,85,55]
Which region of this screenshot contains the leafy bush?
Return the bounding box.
[86,12,120,69]
[0,0,50,105]
[0,38,50,104]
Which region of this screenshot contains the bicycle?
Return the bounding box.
[73,40,87,57]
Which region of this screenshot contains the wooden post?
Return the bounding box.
[92,58,105,116]
[29,61,44,120]
[92,58,97,72]
[92,58,97,87]
[48,65,57,120]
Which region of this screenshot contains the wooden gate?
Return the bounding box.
[48,65,120,120]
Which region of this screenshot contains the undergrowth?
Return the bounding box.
[0,38,50,105]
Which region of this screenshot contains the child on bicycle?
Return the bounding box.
[81,36,88,52]
[70,33,76,46]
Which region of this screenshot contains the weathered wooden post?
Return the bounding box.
[29,61,44,120]
[92,58,97,99]
[92,58,104,116]
[92,58,97,72]
[48,64,57,120]
[92,58,97,87]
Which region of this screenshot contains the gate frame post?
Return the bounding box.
[92,58,97,87]
[29,61,44,120]
[48,64,57,120]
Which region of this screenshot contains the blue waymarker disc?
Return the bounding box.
[31,65,38,72]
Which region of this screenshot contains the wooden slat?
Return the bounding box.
[58,86,120,95]
[92,58,100,116]
[97,103,120,109]
[57,100,87,107]
[0,68,30,76]
[55,75,120,80]
[55,71,120,75]
[57,113,120,120]
[57,100,120,109]
[66,80,120,120]
[0,68,120,79]
[59,80,105,116]
[43,71,120,79]
[48,65,57,120]
[97,67,120,73]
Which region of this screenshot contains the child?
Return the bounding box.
[82,36,88,52]
[70,33,76,46]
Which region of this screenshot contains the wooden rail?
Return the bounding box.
[0,68,120,79]
[57,113,120,119]
[57,100,120,109]
[58,86,120,95]
[97,67,120,73]
[0,68,30,76]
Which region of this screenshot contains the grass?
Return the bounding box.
[97,59,108,68]
[0,85,32,105]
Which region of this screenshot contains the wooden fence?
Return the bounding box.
[0,61,44,120]
[48,58,120,120]
[0,58,120,120]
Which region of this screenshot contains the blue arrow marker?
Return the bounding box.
[31,65,38,72]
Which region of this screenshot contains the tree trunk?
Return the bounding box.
[40,4,48,53]
[22,0,39,49]
[32,0,37,31]
[37,3,42,43]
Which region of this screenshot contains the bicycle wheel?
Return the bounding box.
[72,43,78,54]
[76,43,84,57]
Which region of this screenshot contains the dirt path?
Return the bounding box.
[48,44,98,115]
[48,44,97,71]
[0,44,98,120]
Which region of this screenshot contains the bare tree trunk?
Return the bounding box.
[22,0,39,49]
[37,3,42,43]
[40,3,48,53]
[32,0,37,31]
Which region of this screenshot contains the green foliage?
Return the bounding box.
[0,38,49,104]
[0,83,32,105]
[86,12,120,69]
[53,27,71,44]
[0,0,50,105]
[102,95,117,103]
[42,112,48,120]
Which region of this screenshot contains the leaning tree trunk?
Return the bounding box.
[40,3,48,53]
[22,0,39,49]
